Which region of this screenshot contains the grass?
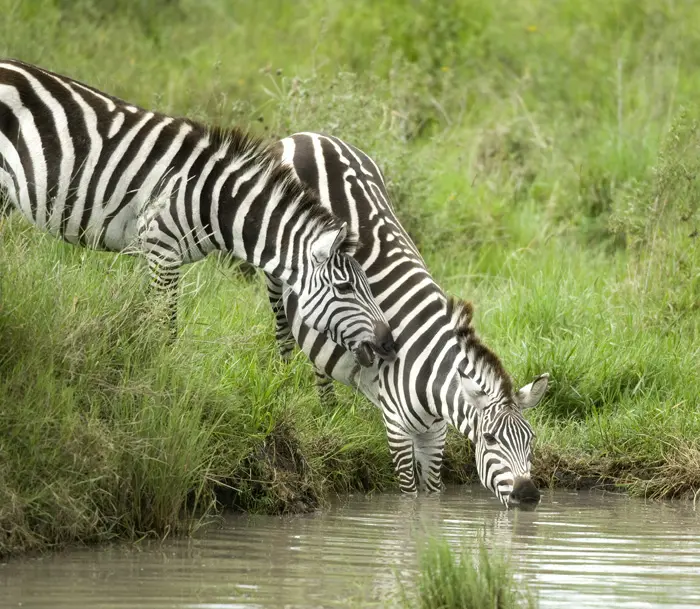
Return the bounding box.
[0,220,395,556]
[1,0,699,557]
[398,538,537,609]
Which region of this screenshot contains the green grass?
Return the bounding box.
[399,538,537,609]
[0,220,395,556]
[1,0,700,557]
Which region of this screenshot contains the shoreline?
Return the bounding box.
[1,417,697,560]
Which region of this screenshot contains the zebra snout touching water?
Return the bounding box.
[267,132,550,509]
[463,369,549,509]
[508,477,541,510]
[0,59,396,365]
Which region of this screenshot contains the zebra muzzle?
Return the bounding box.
[352,322,397,367]
[371,321,397,360]
[353,342,376,367]
[507,476,541,510]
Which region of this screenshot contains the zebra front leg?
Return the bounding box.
[414,421,447,493]
[383,417,418,495]
[264,273,296,361]
[314,367,337,408]
[144,249,182,340]
[265,274,337,406]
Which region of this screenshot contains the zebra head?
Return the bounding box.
[459,370,549,509]
[297,222,397,367]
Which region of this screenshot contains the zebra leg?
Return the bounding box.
[413,421,447,493]
[314,367,337,408]
[264,273,296,361]
[264,274,337,407]
[383,416,418,495]
[143,247,182,339]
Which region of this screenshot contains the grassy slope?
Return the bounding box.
[1,0,699,556]
[0,219,395,555]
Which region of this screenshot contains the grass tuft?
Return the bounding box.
[401,538,537,609]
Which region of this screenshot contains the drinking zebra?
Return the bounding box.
[0,60,396,365]
[266,132,549,508]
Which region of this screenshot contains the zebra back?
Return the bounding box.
[0,62,397,365]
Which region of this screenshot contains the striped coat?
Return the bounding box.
[267,133,549,508]
[0,60,396,364]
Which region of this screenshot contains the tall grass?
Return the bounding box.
[0,217,395,556]
[1,0,699,556]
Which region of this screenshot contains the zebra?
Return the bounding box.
[265,132,550,509]
[0,60,396,365]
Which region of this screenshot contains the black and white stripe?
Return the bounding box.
[267,132,549,508]
[0,60,396,364]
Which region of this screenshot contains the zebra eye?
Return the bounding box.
[483,433,497,445]
[336,282,353,294]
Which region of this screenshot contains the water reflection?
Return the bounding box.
[1,486,699,608]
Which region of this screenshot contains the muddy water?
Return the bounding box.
[2,486,700,608]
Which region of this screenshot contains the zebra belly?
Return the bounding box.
[102,204,141,252]
[0,143,145,253]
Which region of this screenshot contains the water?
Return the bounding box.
[2,486,700,609]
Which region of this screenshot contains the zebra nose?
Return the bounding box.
[371,321,397,361]
[508,477,540,510]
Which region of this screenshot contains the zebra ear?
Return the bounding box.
[515,373,549,410]
[458,370,489,411]
[310,222,348,265]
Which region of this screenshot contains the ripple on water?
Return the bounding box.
[1,487,700,609]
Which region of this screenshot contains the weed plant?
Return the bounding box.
[400,538,537,609]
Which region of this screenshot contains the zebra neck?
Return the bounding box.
[454,399,478,443]
[460,336,514,400]
[425,330,511,442]
[426,364,481,443]
[214,160,335,287]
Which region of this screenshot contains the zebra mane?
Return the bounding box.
[446,296,514,398]
[203,124,359,255]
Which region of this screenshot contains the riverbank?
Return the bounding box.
[0,218,397,556]
[2,210,697,558]
[1,0,699,558]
